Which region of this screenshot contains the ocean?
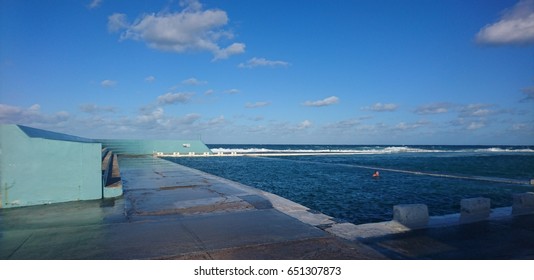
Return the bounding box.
[164,145,534,225]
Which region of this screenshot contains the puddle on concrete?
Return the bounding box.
[100,198,116,208]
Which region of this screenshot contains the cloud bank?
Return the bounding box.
[0,104,70,125]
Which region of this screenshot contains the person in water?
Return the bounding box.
[373,171,380,178]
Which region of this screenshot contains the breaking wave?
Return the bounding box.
[473,147,534,153]
[210,146,534,155]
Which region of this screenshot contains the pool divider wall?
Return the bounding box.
[460,197,491,223]
[512,192,534,216]
[392,194,534,228]
[393,204,429,228]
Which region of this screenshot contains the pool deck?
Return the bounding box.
[1,155,533,260]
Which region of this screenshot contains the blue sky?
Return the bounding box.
[1,0,533,144]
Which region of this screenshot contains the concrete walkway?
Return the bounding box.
[1,155,533,259]
[0,155,383,259]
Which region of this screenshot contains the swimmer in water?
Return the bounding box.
[373,171,380,178]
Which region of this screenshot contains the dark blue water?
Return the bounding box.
[164,145,534,224]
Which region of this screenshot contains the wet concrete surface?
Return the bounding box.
[1,155,533,259]
[363,214,534,259]
[0,155,384,259]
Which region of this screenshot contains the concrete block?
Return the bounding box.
[460,197,490,223]
[104,185,123,198]
[512,192,534,216]
[393,204,429,228]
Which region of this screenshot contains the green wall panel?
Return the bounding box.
[0,125,213,208]
[0,125,102,208]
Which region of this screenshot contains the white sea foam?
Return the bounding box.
[210,146,534,155]
[210,146,445,154]
[474,147,534,153]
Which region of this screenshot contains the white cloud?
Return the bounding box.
[204,89,215,95]
[364,102,398,112]
[324,118,362,130]
[224,89,240,94]
[238,57,290,68]
[88,0,102,9]
[467,121,486,130]
[179,113,202,125]
[511,123,528,131]
[476,0,534,45]
[101,79,117,88]
[85,104,205,135]
[145,76,156,83]
[450,117,487,131]
[459,104,494,117]
[414,103,453,114]
[245,101,270,108]
[213,43,246,61]
[79,104,116,113]
[303,96,339,107]
[395,122,409,130]
[0,103,70,125]
[157,92,194,105]
[208,115,226,125]
[108,13,129,33]
[250,116,264,122]
[137,107,165,125]
[180,0,203,11]
[520,86,534,102]
[108,0,245,60]
[394,120,429,131]
[297,120,312,130]
[182,77,207,85]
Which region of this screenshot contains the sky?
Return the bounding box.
[1,0,533,145]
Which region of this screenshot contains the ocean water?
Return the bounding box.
[164,145,534,225]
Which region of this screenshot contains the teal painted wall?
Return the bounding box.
[99,139,212,155]
[0,125,102,208]
[0,125,210,208]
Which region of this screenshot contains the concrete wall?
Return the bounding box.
[99,139,212,155]
[0,125,102,208]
